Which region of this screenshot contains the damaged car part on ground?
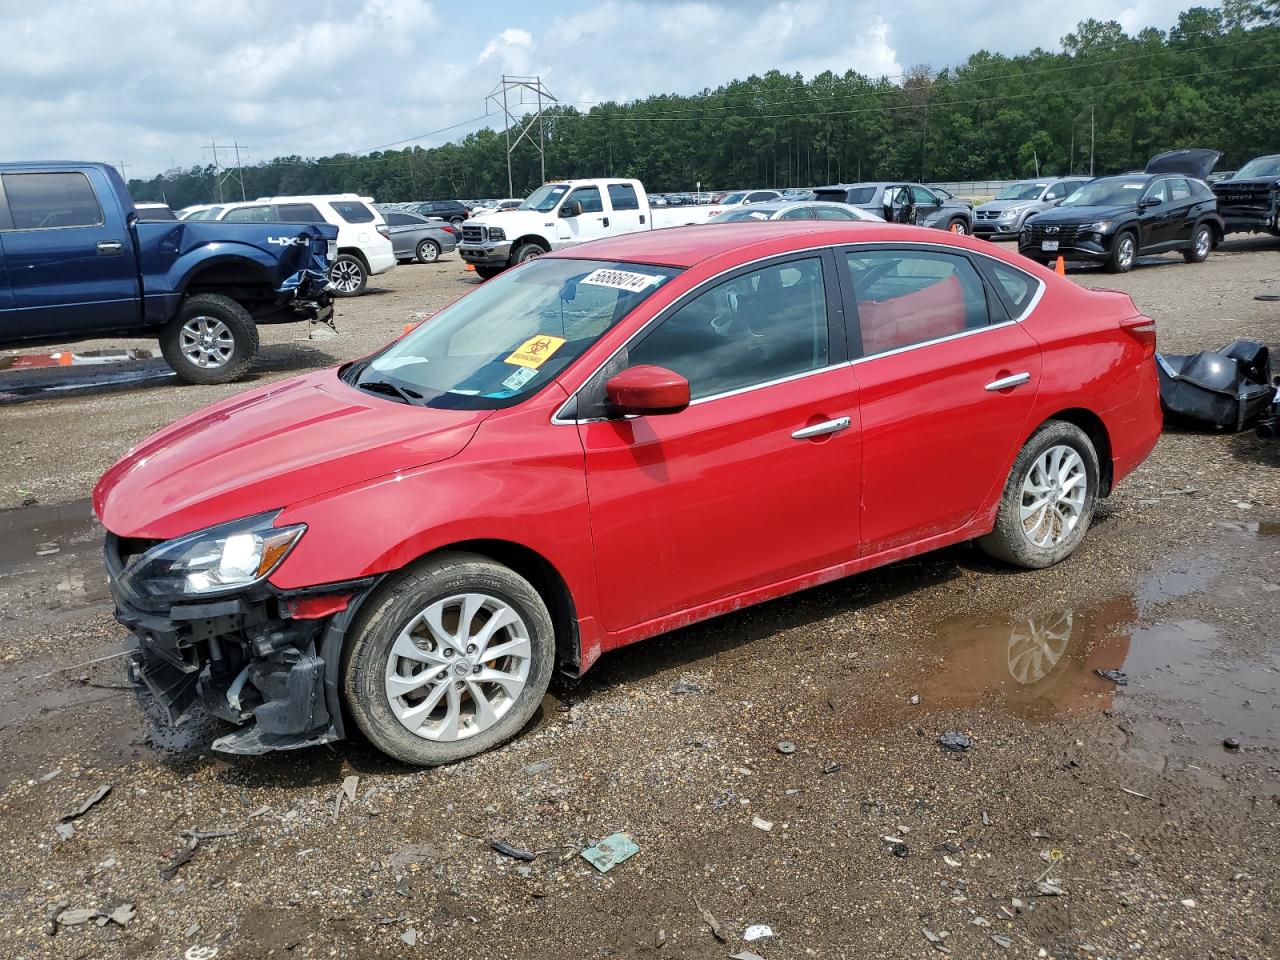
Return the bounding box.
[94,221,1162,765]
[1156,339,1276,432]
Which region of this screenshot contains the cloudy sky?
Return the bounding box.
[3,0,1199,179]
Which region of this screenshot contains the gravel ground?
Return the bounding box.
[1,237,1279,959]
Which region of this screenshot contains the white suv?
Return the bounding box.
[215,194,396,296]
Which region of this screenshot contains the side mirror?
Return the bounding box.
[561,200,583,218]
[1139,196,1161,210]
[605,365,690,417]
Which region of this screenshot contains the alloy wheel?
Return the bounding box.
[949,220,967,235]
[417,240,439,263]
[383,593,532,742]
[331,259,364,293]
[1195,228,1211,258]
[1117,235,1135,270]
[1006,610,1073,684]
[1019,444,1088,548]
[178,316,234,368]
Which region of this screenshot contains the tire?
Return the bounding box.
[474,265,504,280]
[158,293,259,385]
[1105,231,1137,273]
[978,420,1100,569]
[330,254,368,297]
[450,216,465,226]
[947,218,969,235]
[415,239,441,264]
[342,551,556,766]
[511,242,546,265]
[1183,223,1213,263]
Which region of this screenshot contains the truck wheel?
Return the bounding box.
[330,254,368,296]
[159,293,259,385]
[342,551,556,766]
[1105,231,1137,273]
[474,265,504,280]
[415,239,441,264]
[1183,223,1213,263]
[511,243,545,265]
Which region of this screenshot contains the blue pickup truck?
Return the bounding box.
[0,162,336,384]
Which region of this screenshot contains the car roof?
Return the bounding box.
[549,221,980,268]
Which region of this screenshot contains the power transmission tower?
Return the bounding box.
[485,75,557,197]
[203,139,249,202]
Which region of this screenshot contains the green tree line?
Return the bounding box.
[128,4,1280,207]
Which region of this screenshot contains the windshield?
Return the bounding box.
[719,192,748,205]
[1059,178,1147,208]
[996,182,1047,201]
[349,258,681,410]
[1233,157,1280,180]
[519,185,569,212]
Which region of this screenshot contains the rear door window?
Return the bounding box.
[1,172,104,230]
[607,183,640,210]
[275,202,325,222]
[329,200,376,223]
[222,205,273,223]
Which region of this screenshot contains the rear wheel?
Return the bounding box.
[1183,223,1213,263]
[158,293,259,385]
[330,254,368,296]
[415,239,441,264]
[342,552,556,766]
[1105,231,1137,273]
[978,421,1099,569]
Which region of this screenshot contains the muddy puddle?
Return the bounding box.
[0,498,111,619]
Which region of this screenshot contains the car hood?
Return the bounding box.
[1215,177,1280,190]
[976,199,1041,213]
[94,369,489,540]
[1027,204,1135,224]
[1146,148,1221,180]
[469,210,545,229]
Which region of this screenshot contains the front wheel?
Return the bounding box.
[978,421,1100,569]
[947,218,968,235]
[1105,231,1137,273]
[474,265,504,280]
[1183,223,1213,263]
[158,293,259,385]
[342,552,556,766]
[415,239,441,264]
[511,242,545,265]
[330,254,368,296]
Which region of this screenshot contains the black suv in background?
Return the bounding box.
[1018,149,1225,272]
[1212,155,1280,236]
[409,200,469,224]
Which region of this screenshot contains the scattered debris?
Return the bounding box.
[106,903,137,927]
[970,917,990,928]
[744,924,774,941]
[671,680,701,695]
[161,837,199,881]
[776,741,796,755]
[1120,787,1153,801]
[333,775,359,820]
[581,833,639,873]
[401,927,418,946]
[1181,898,1197,908]
[938,732,971,753]
[56,907,97,927]
[922,928,952,954]
[61,783,112,822]
[36,542,61,556]
[751,816,773,832]
[1160,487,1197,496]
[54,823,75,842]
[1037,881,1065,896]
[1158,339,1275,431]
[729,953,765,960]
[910,694,920,705]
[522,760,553,776]
[490,840,537,862]
[883,836,909,858]
[821,762,842,775]
[247,805,271,819]
[694,897,727,943]
[1095,668,1129,685]
[943,855,962,868]
[991,934,1013,949]
[981,810,991,826]
[38,768,61,783]
[1224,737,1241,750]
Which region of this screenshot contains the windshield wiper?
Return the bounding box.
[357,378,425,406]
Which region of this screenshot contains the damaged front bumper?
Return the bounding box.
[106,535,375,755]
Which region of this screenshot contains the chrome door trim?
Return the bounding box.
[984,372,1032,391]
[791,416,852,440]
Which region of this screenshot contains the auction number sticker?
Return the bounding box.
[580,268,664,292]
[505,334,566,369]
[501,366,540,391]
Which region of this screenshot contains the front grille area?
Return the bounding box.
[1025,223,1085,244]
[975,209,1000,221]
[461,224,486,244]
[1213,182,1275,212]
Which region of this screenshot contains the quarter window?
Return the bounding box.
[329,200,376,223]
[1168,178,1192,201]
[845,250,990,357]
[985,260,1039,315]
[627,257,830,401]
[1,172,104,230]
[607,183,640,210]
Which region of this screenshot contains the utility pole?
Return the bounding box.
[209,139,223,202]
[232,139,247,201]
[204,139,249,203]
[486,75,557,197]
[1089,105,1095,177]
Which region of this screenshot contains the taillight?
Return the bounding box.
[377,224,391,240]
[1120,315,1157,358]
[443,225,456,235]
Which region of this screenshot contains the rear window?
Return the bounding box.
[329,200,376,223]
[276,202,325,222]
[2,172,104,230]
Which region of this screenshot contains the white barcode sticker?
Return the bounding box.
[580,268,663,292]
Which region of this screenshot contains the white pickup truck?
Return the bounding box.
[458,178,714,278]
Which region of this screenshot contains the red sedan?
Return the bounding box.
[94,222,1161,764]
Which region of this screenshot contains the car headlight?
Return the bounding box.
[487,226,506,242]
[998,207,1022,220]
[121,512,306,600]
[1083,220,1112,233]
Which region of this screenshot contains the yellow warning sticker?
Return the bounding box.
[505,335,566,369]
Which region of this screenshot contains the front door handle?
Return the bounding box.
[96,240,125,256]
[792,416,851,440]
[601,216,610,227]
[985,372,1031,392]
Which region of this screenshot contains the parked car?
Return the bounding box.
[705,189,782,215]
[972,178,1091,239]
[708,200,882,222]
[383,211,458,263]
[214,195,396,296]
[409,200,469,225]
[812,182,974,234]
[1018,150,1224,272]
[458,178,715,278]
[1211,154,1280,236]
[95,220,1160,764]
[133,202,178,221]
[0,162,335,383]
[176,204,226,221]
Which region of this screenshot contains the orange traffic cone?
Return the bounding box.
[464,263,476,272]
[1054,256,1066,276]
[402,323,416,335]
[58,352,73,366]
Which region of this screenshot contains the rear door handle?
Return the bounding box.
[96,240,125,256]
[792,416,851,440]
[985,372,1031,391]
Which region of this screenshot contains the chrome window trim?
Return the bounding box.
[551,238,1045,425]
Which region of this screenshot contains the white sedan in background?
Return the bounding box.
[708,200,883,223]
